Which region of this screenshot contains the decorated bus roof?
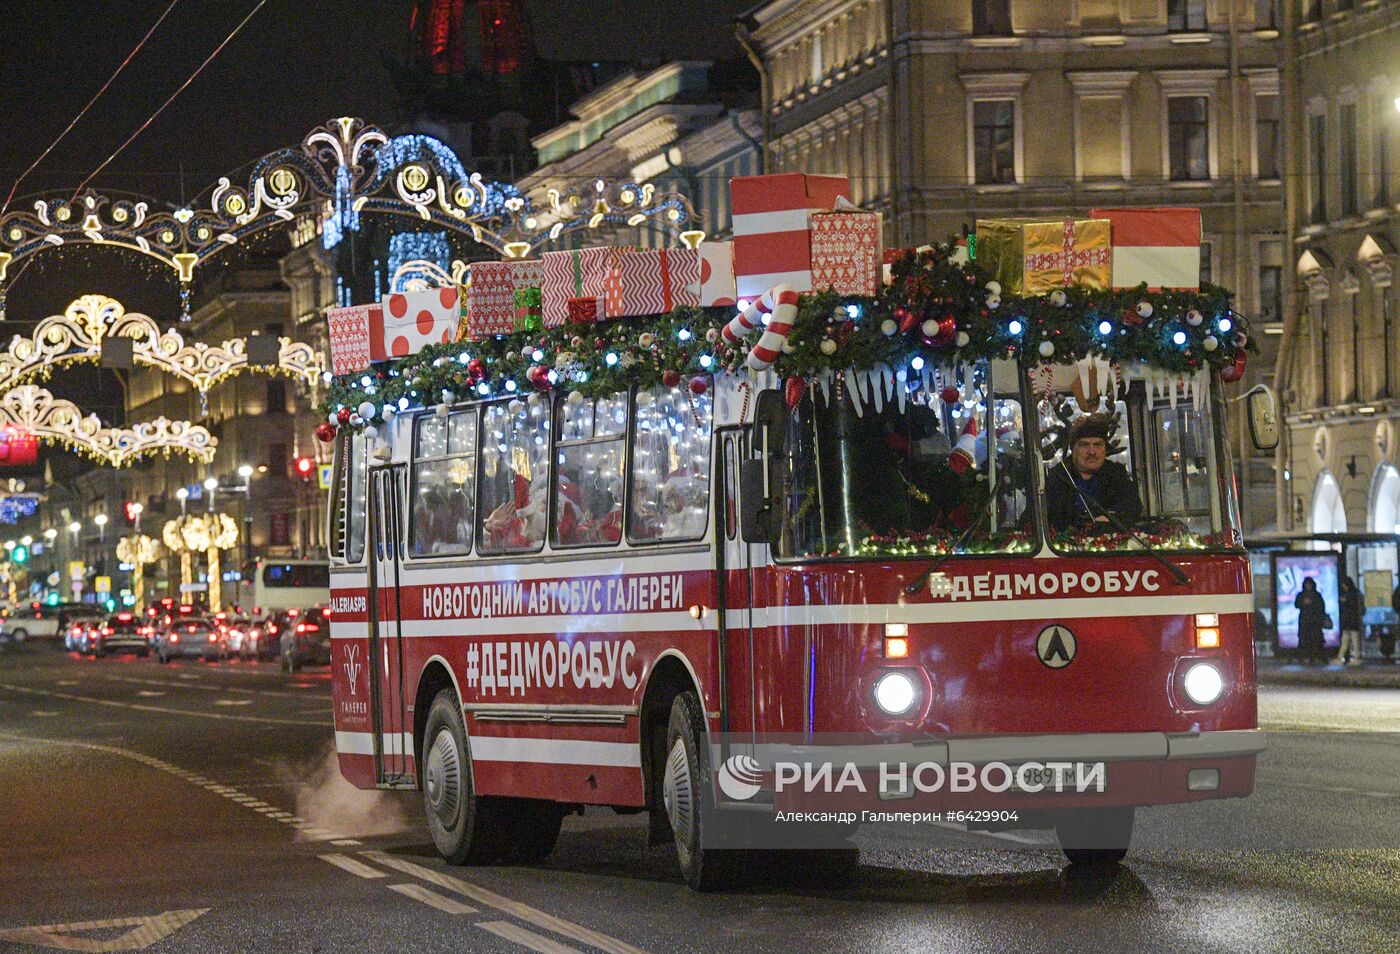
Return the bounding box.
[320,243,1248,431]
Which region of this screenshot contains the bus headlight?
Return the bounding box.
[1182,662,1224,706]
[873,671,917,716]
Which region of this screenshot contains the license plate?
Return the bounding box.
[1006,764,1100,794]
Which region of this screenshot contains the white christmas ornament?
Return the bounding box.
[820,338,838,355]
[441,389,456,406]
[1049,289,1068,307]
[327,411,339,426]
[985,281,1002,295]
[921,319,939,337]
[956,331,970,347]
[1202,335,1219,352]
[638,332,656,348]
[1186,309,1203,327]
[881,319,898,336]
[508,399,524,414]
[434,403,449,418]
[1136,301,1154,319]
[1038,340,1055,358]
[356,401,375,421]
[986,294,1001,309]
[567,390,585,407]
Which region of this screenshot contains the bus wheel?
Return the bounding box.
[663,690,740,891]
[422,688,509,865]
[1055,806,1134,868]
[508,800,565,863]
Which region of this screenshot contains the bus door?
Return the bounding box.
[367,466,411,785]
[717,429,757,742]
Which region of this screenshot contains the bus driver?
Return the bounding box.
[1046,414,1142,531]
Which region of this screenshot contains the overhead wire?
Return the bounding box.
[0,0,183,219]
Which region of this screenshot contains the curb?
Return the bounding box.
[1256,661,1400,689]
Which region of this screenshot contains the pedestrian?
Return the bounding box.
[1294,577,1329,664]
[1334,575,1363,666]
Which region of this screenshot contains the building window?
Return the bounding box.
[268,442,288,475]
[1167,0,1207,31]
[1375,94,1391,209]
[973,99,1016,184]
[1341,102,1359,216]
[1310,112,1328,223]
[1254,0,1278,30]
[1256,94,1281,180]
[1259,255,1282,323]
[1197,242,1213,286]
[266,380,287,414]
[1168,96,1210,181]
[972,0,1012,35]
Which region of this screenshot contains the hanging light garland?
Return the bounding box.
[0,384,216,467]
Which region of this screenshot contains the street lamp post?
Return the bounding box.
[176,487,188,517]
[237,464,254,566]
[94,513,107,543]
[204,477,218,514]
[130,502,142,534]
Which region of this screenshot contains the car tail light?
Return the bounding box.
[170,634,180,643]
[1193,613,1221,650]
[101,627,113,636]
[296,623,308,633]
[187,624,197,633]
[322,608,331,618]
[208,633,218,643]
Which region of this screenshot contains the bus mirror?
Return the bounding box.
[739,458,771,544]
[1244,385,1280,451]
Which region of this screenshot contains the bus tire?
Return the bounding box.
[664,690,740,891]
[508,800,565,863]
[422,688,509,865]
[1055,806,1134,868]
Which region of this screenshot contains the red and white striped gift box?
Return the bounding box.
[327,303,380,374]
[541,247,627,326]
[466,260,542,339]
[614,248,701,316]
[1090,207,1202,290]
[380,287,460,358]
[730,173,851,299]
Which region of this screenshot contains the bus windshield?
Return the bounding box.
[1038,373,1242,553]
[774,360,1033,560]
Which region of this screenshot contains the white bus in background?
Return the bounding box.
[237,558,331,615]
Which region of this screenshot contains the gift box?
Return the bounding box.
[326,303,381,375]
[542,247,628,326]
[731,173,852,298]
[693,241,736,306]
[567,297,603,324]
[975,218,1112,296]
[809,210,882,295]
[514,286,542,332]
[380,287,461,357]
[1090,207,1201,290]
[614,248,701,316]
[464,259,542,339]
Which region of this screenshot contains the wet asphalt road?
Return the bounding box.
[0,642,1397,953]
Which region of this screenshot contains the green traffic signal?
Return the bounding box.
[11,545,27,564]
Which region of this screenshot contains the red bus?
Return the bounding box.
[326,353,1275,889]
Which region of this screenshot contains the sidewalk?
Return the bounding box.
[1256,656,1400,688]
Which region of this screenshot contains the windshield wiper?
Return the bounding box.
[903,494,997,597]
[1056,460,1191,586]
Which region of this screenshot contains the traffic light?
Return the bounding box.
[11,544,27,564]
[123,500,139,524]
[294,456,315,481]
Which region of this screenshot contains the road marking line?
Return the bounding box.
[29,710,59,717]
[0,683,324,726]
[319,854,385,880]
[476,920,586,954]
[213,699,253,707]
[0,908,209,952]
[331,839,361,847]
[136,691,166,697]
[361,852,649,954]
[387,882,478,915]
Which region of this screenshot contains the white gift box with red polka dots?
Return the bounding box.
[379,287,462,358]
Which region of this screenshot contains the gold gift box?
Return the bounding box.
[975,218,1112,296]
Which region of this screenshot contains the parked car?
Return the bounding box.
[89,612,151,657]
[4,603,85,642]
[280,606,332,671]
[155,618,226,663]
[65,616,104,652]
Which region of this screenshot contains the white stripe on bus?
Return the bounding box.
[469,736,641,768]
[334,731,413,756]
[331,550,714,588]
[329,592,1251,639]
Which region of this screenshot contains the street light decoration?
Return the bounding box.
[0,119,700,320]
[116,533,161,610]
[164,513,238,611]
[0,385,216,467]
[0,295,323,400]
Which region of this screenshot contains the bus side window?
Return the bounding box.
[410,409,477,557]
[332,431,368,564]
[478,399,551,555]
[553,391,626,547]
[629,381,713,543]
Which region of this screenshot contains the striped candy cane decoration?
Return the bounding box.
[745,288,800,370]
[721,286,782,345]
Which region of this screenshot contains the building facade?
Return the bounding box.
[1280,0,1400,564]
[741,0,1285,530]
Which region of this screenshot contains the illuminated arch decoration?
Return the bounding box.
[0,118,700,318]
[0,385,216,467]
[0,295,323,400]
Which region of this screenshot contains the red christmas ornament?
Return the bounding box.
[661,369,681,388]
[1219,351,1248,383]
[594,337,606,349]
[688,375,709,395]
[897,307,918,334]
[315,422,338,443]
[528,365,553,391]
[785,376,807,410]
[336,407,352,425]
[466,358,486,382]
[933,315,957,345]
[1121,307,1144,328]
[939,385,961,405]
